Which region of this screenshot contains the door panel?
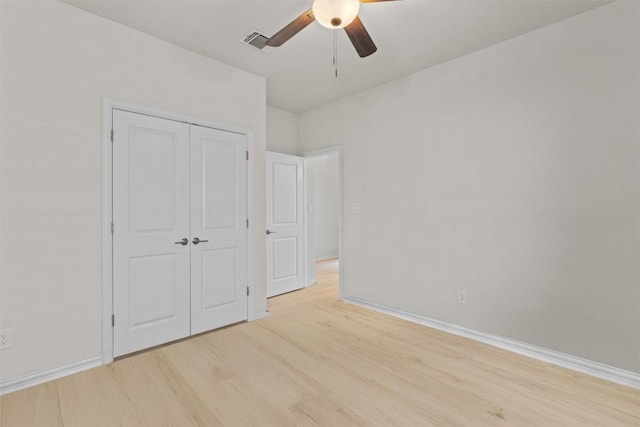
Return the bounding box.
[190,125,248,335]
[273,163,298,224]
[129,254,180,326]
[202,139,238,229]
[201,248,237,309]
[129,133,177,233]
[273,238,298,280]
[266,152,304,297]
[112,110,191,357]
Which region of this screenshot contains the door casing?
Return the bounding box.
[101,98,256,364]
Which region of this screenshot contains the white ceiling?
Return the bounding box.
[63,0,609,113]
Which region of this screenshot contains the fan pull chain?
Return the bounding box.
[333,29,338,78]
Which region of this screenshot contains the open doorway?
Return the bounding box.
[304,146,343,299]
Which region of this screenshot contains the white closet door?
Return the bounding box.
[266,152,304,297]
[190,125,248,334]
[112,110,191,357]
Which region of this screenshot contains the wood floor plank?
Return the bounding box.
[1,258,638,426]
[0,381,63,427]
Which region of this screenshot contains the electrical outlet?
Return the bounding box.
[457,290,467,305]
[0,328,13,349]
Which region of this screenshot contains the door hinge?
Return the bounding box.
[246,150,249,161]
[246,218,249,228]
[111,314,115,327]
[111,222,114,235]
[110,129,114,142]
[246,286,250,296]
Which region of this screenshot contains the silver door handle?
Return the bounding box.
[174,238,188,246]
[266,230,276,235]
[192,237,209,245]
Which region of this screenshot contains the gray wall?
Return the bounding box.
[308,154,340,260]
[299,1,640,373]
[0,0,267,382]
[266,106,299,155]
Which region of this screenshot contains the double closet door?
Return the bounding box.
[112,110,248,357]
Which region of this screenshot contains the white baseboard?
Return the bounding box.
[343,295,640,390]
[0,356,102,396]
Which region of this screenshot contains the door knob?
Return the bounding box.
[174,238,188,246]
[192,237,209,245]
[266,229,277,235]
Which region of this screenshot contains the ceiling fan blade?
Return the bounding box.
[266,9,315,47]
[344,16,377,58]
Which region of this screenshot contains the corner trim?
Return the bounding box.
[343,295,640,390]
[0,356,102,396]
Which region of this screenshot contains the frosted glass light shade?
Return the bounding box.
[312,0,360,29]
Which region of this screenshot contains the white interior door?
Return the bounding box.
[266,152,304,297]
[190,125,248,334]
[112,110,191,357]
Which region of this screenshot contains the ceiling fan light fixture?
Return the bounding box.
[312,0,360,29]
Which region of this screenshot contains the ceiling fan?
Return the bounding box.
[266,0,400,58]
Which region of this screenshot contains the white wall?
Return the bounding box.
[266,106,299,155]
[300,1,640,373]
[0,0,267,383]
[309,154,340,260]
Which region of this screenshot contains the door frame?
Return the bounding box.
[101,98,255,364]
[302,145,344,300]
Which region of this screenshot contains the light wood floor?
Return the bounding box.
[1,258,638,426]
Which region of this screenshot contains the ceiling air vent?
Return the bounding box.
[241,30,271,52]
